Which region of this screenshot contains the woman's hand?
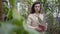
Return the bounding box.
[35,25,46,32]
[35,26,42,32]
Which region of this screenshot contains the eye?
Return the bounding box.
[35,6,40,8]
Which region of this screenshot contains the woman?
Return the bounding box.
[27,2,47,34]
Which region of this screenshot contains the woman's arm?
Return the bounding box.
[27,16,36,29]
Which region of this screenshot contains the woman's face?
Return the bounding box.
[34,4,40,13]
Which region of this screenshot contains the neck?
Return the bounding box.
[34,13,40,16]
[35,12,40,14]
[35,11,40,14]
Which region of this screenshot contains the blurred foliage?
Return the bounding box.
[0,0,29,34]
[38,0,60,34]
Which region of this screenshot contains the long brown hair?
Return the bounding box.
[31,2,42,14]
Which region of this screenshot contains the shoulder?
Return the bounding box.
[40,13,44,15]
[27,14,34,20]
[28,14,33,17]
[39,13,44,18]
[40,13,44,16]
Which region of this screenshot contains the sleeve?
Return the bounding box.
[26,15,36,29]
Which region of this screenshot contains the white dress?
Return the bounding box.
[24,13,47,34]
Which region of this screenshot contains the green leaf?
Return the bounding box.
[9,0,15,6]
